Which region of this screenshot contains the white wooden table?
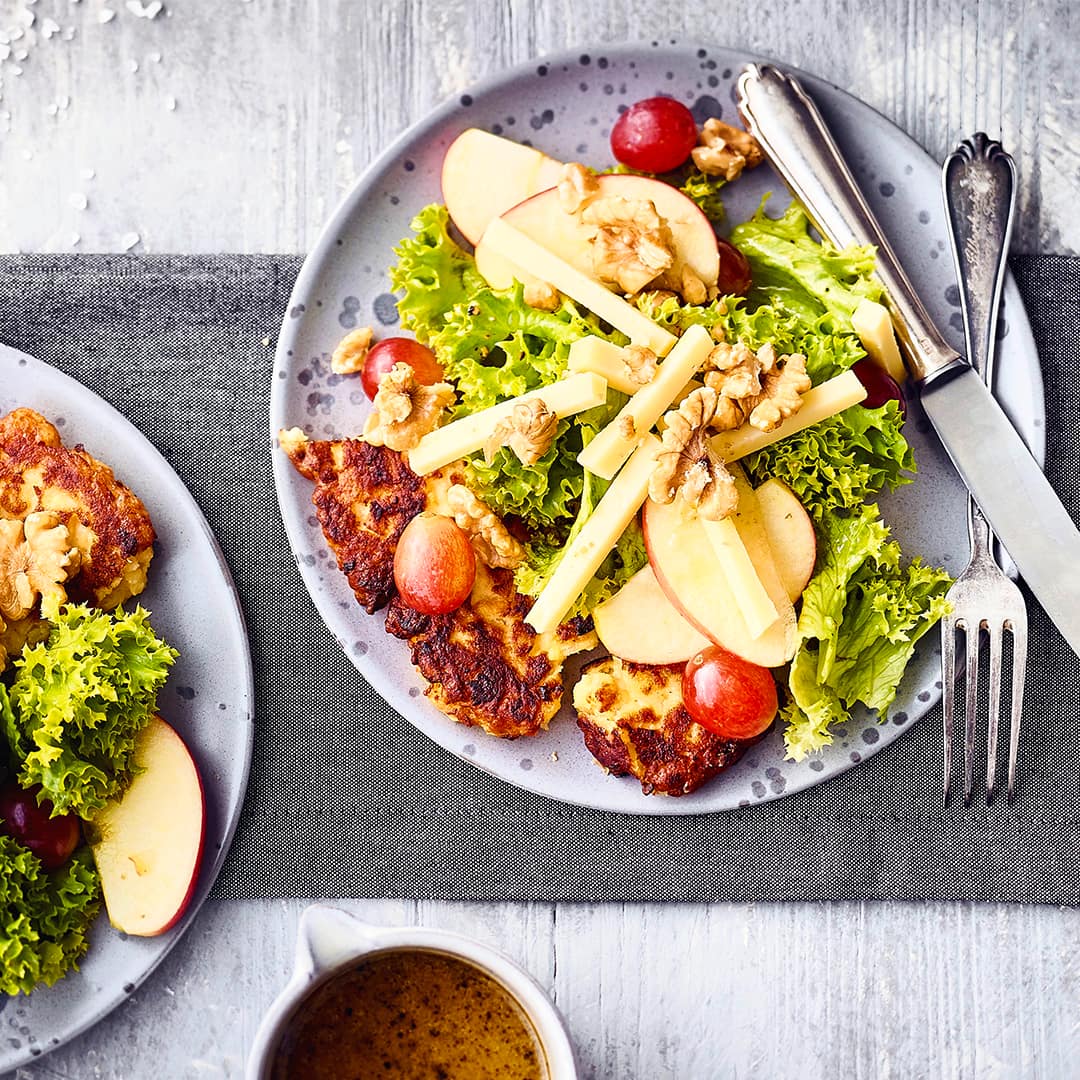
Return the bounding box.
[3,2,1079,1077]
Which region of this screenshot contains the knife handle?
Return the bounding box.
[942,133,1017,386]
[735,64,964,386]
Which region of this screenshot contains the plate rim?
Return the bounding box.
[0,344,255,1070]
[270,38,1045,816]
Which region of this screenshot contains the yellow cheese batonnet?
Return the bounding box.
[700,515,780,639]
[525,435,662,635]
[851,298,907,384]
[709,369,867,462]
[577,323,714,480]
[407,371,608,475]
[478,217,677,356]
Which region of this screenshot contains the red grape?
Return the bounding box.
[0,782,81,869]
[393,513,476,614]
[715,238,752,297]
[682,646,778,741]
[853,357,907,418]
[610,97,699,174]
[361,338,444,401]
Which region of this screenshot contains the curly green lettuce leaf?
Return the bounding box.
[0,837,101,995]
[637,291,866,385]
[744,400,914,518]
[679,168,727,223]
[388,204,485,342]
[6,599,178,817]
[432,282,608,415]
[781,504,952,760]
[731,200,882,327]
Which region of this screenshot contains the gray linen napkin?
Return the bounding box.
[0,253,1076,903]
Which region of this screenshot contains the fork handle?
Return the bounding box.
[943,135,1017,553]
[943,134,1017,386]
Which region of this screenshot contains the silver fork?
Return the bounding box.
[940,133,1027,807]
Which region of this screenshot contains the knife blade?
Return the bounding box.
[736,63,1080,659]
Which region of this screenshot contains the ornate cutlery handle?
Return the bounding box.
[736,63,963,385]
[943,134,1018,554]
[943,134,1017,385]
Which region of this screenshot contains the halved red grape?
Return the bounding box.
[361,338,444,401]
[716,238,752,297]
[0,782,81,869]
[682,646,778,741]
[853,357,907,418]
[393,513,476,614]
[610,97,698,174]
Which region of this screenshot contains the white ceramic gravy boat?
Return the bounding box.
[246,905,578,1079]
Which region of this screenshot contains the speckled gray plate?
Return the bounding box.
[271,42,1044,816]
[0,347,254,1072]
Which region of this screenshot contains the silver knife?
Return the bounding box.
[735,63,1080,660]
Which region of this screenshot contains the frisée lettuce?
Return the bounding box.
[4,598,178,817]
[0,835,101,996]
[782,504,952,760]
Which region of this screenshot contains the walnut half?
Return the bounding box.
[331,326,374,375]
[362,363,456,452]
[0,511,80,621]
[483,398,558,467]
[704,341,812,433]
[447,485,526,570]
[582,196,675,295]
[649,387,737,521]
[691,118,764,182]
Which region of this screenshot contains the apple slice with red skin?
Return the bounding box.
[753,478,817,603]
[474,173,720,294]
[441,128,565,246]
[89,716,205,937]
[592,563,711,665]
[643,495,797,669]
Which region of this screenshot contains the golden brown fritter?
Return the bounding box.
[280,429,437,614]
[385,561,596,738]
[0,408,155,608]
[280,429,596,738]
[574,656,746,795]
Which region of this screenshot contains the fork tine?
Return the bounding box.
[985,623,1004,804]
[963,620,980,807]
[941,618,957,806]
[1006,617,1028,803]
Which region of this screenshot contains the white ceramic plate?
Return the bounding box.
[271,42,1044,815]
[0,347,254,1072]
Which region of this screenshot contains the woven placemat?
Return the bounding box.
[2,253,1077,903]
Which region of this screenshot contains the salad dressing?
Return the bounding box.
[270,948,549,1080]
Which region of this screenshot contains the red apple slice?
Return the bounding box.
[643,496,796,669]
[474,173,719,293]
[441,128,565,245]
[593,564,711,664]
[755,478,817,603]
[89,716,205,937]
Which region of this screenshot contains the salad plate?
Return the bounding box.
[0,346,254,1071]
[271,41,1044,815]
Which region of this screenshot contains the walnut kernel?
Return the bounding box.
[447,485,526,569]
[362,363,456,452]
[582,196,675,295]
[483,398,558,467]
[331,326,374,375]
[0,512,79,621]
[691,118,765,182]
[649,387,737,521]
[558,162,600,214]
[524,281,561,311]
